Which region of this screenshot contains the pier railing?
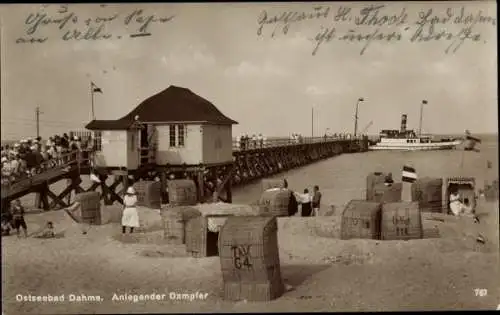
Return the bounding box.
[232,135,364,151]
[64,129,365,152]
[1,149,91,194]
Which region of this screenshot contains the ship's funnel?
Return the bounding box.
[400,114,407,133]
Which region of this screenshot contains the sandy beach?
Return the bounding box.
[2,197,498,314]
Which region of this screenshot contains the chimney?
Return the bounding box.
[400,114,407,133]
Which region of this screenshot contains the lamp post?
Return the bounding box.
[419,100,427,136]
[353,97,364,137]
[311,105,314,139]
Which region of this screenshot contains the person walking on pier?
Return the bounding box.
[251,134,257,149]
[122,186,140,234]
[11,199,28,238]
[312,185,322,216]
[239,134,245,151]
[258,133,264,148]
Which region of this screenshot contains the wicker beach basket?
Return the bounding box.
[134,180,162,209]
[162,207,185,245]
[366,172,387,201]
[261,179,286,192]
[372,182,402,203]
[184,203,257,258]
[484,179,499,202]
[411,177,443,212]
[340,200,382,240]
[167,179,197,206]
[75,191,101,225]
[381,201,423,240]
[219,216,284,302]
[258,189,291,217]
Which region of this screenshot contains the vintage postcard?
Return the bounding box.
[1,2,498,314]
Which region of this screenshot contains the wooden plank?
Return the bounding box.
[46,188,69,209]
[49,184,74,209]
[100,175,112,205]
[75,185,85,194]
[86,182,100,193]
[111,170,129,176]
[108,176,124,204]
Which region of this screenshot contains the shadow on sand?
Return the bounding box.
[280,264,331,288]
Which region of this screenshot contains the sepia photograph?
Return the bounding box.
[1,1,498,314]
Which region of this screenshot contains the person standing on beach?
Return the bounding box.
[384,173,394,186]
[294,189,313,217]
[1,206,13,236]
[122,186,140,234]
[312,185,322,216]
[282,179,298,216]
[11,199,28,238]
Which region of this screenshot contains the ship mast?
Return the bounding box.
[419,100,427,136]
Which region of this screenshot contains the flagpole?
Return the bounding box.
[1,18,4,111]
[90,82,95,120]
[459,131,466,176]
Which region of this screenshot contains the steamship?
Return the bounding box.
[369,114,462,151]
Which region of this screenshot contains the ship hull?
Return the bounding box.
[369,140,462,151]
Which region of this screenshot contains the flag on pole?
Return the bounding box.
[91,82,102,93]
[402,165,417,183]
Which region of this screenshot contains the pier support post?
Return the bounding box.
[159,169,168,204]
[225,175,232,203]
[196,168,205,203]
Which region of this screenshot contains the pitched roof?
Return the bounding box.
[86,85,237,130]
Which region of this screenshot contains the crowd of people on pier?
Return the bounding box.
[1,133,89,186]
[237,134,268,150]
[236,132,365,151]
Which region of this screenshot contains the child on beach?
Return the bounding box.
[41,221,55,238]
[11,199,28,237]
[122,186,140,234]
[1,218,12,236]
[1,207,13,236]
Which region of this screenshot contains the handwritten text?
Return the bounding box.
[16,4,176,44]
[256,4,496,55]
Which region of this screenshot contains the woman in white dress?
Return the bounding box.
[122,186,140,234]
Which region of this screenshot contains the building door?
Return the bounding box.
[140,125,149,148]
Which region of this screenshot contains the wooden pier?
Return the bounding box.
[1,85,369,211]
[1,136,368,211]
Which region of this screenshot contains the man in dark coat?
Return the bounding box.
[283,179,298,216]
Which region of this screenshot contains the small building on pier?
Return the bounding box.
[85,85,238,169]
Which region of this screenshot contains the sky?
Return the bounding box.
[0,2,497,140]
